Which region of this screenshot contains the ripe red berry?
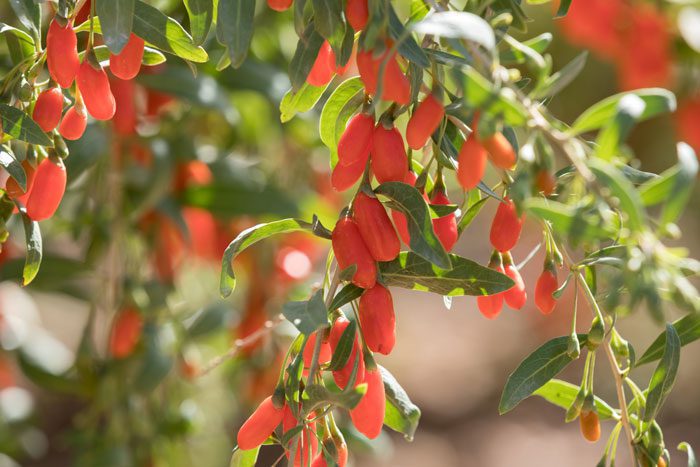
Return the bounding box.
[535,169,556,196]
[353,192,400,262]
[535,266,558,315]
[457,136,487,190]
[109,33,145,80]
[110,77,137,135]
[47,19,80,88]
[371,123,408,184]
[77,60,116,120]
[477,252,505,319]
[350,368,385,439]
[332,217,377,289]
[579,409,601,442]
[307,41,336,87]
[267,0,293,11]
[237,396,285,450]
[431,189,458,252]
[59,105,88,140]
[406,93,444,150]
[4,161,36,200]
[482,132,517,169]
[359,284,396,355]
[503,254,527,310]
[32,87,64,132]
[302,331,332,368]
[489,196,523,252]
[282,406,318,466]
[109,308,143,358]
[357,46,410,105]
[311,439,348,467]
[331,157,366,192]
[328,316,365,389]
[25,158,67,221]
[338,113,373,167]
[346,0,369,31]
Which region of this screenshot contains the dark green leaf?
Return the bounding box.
[412,11,495,52]
[457,196,488,234]
[388,6,430,68]
[594,94,646,161]
[643,324,680,423]
[319,77,364,166]
[326,319,356,371]
[20,211,42,286]
[312,0,344,41]
[381,365,421,441]
[660,143,698,226]
[0,104,53,146]
[96,0,135,54]
[8,0,40,39]
[280,82,330,123]
[0,22,35,63]
[304,383,366,411]
[0,145,26,191]
[637,314,700,366]
[678,442,697,467]
[220,219,313,297]
[379,252,513,296]
[499,335,587,414]
[376,182,451,270]
[533,379,616,420]
[282,290,329,335]
[556,0,573,17]
[289,23,324,91]
[230,446,260,467]
[536,51,587,99]
[588,158,646,232]
[524,198,616,243]
[216,0,255,68]
[184,0,213,45]
[328,283,364,311]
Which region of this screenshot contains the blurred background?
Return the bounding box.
[0,1,698,466]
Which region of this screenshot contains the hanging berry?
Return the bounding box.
[328,316,365,389]
[237,396,285,450]
[371,122,408,184]
[32,87,64,133]
[331,216,377,289]
[353,192,400,262]
[59,105,88,140]
[477,251,505,319]
[109,33,145,80]
[346,0,369,31]
[489,196,523,252]
[4,161,36,200]
[267,0,293,11]
[109,308,144,358]
[350,367,385,439]
[482,132,517,170]
[47,18,80,88]
[338,112,374,167]
[307,41,337,87]
[535,260,559,315]
[456,135,487,191]
[331,157,366,192]
[430,187,458,252]
[359,284,396,355]
[503,252,527,310]
[25,158,67,221]
[406,93,444,150]
[77,59,116,120]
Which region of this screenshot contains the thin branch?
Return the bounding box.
[307,268,341,383]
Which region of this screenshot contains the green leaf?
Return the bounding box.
[20,211,42,286]
[639,165,679,206]
[379,252,513,296]
[96,0,134,54]
[230,446,260,467]
[524,198,616,243]
[328,283,364,311]
[0,104,53,146]
[643,324,680,423]
[89,45,166,66]
[184,0,213,45]
[499,335,587,414]
[319,77,364,167]
[637,314,700,366]
[0,145,26,191]
[280,82,330,123]
[388,6,430,68]
[289,23,324,91]
[533,379,616,420]
[412,11,495,52]
[0,22,35,63]
[376,182,451,270]
[457,196,488,234]
[220,219,314,297]
[536,51,587,99]
[216,0,255,69]
[556,0,573,17]
[381,365,421,441]
[660,143,698,226]
[132,0,208,63]
[588,158,646,232]
[500,33,552,63]
[326,319,356,371]
[460,67,528,126]
[8,0,40,39]
[594,94,646,161]
[312,0,345,41]
[304,383,366,411]
[678,442,697,467]
[282,290,329,336]
[570,88,676,135]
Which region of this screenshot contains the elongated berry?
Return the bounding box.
[406,93,444,150]
[353,192,400,262]
[302,331,332,368]
[267,0,292,11]
[489,196,523,252]
[579,409,601,442]
[457,136,487,190]
[109,308,143,358]
[110,77,137,135]
[282,406,318,466]
[477,252,505,319]
[359,284,396,355]
[431,189,458,252]
[371,123,407,183]
[25,158,67,221]
[307,41,336,87]
[4,161,36,199]
[331,157,365,192]
[332,217,377,288]
[32,87,64,132]
[59,105,88,140]
[482,132,517,169]
[503,252,526,310]
[110,33,145,80]
[47,19,80,88]
[357,47,410,105]
[328,316,365,389]
[535,267,558,315]
[338,113,373,167]
[346,0,369,31]
[535,169,556,196]
[237,396,285,450]
[350,368,385,439]
[77,60,116,120]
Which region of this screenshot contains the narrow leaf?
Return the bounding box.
[216,0,256,68]
[533,379,616,420]
[588,158,646,232]
[678,442,697,467]
[8,0,40,39]
[20,211,42,286]
[660,143,698,226]
[637,314,699,366]
[280,82,330,123]
[326,320,356,371]
[184,0,213,45]
[0,104,53,146]
[643,324,681,423]
[95,0,135,54]
[289,23,324,91]
[230,446,260,467]
[319,77,364,166]
[328,283,364,311]
[381,365,421,441]
[0,146,26,191]
[282,290,329,336]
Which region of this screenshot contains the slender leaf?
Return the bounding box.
[536,51,587,99]
[556,0,573,17]
[533,379,616,420]
[660,143,698,225]
[0,104,53,146]
[381,365,421,441]
[500,33,552,63]
[328,283,364,311]
[637,314,700,366]
[524,198,616,242]
[460,67,528,126]
[588,158,646,232]
[96,0,135,54]
[678,442,697,467]
[319,77,364,166]
[216,0,256,68]
[326,319,356,371]
[457,196,488,233]
[388,6,429,68]
[20,211,42,286]
[0,23,35,63]
[280,82,330,123]
[230,446,260,467]
[0,146,26,191]
[643,324,680,423]
[282,290,329,335]
[8,0,40,39]
[184,0,213,45]
[289,23,324,91]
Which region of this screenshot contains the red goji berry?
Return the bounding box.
[328,316,365,389]
[371,123,408,184]
[489,196,523,252]
[77,60,116,120]
[25,158,67,221]
[4,161,36,200]
[59,105,88,140]
[307,41,336,87]
[47,19,80,88]
[406,93,444,150]
[109,308,143,358]
[267,0,293,11]
[338,113,373,167]
[237,396,285,450]
[331,157,366,192]
[457,136,487,191]
[350,368,385,439]
[110,77,137,135]
[482,132,517,169]
[346,0,369,31]
[535,265,558,315]
[353,192,400,262]
[579,409,601,442]
[32,87,64,133]
[431,189,458,252]
[535,169,557,196]
[110,34,145,80]
[503,252,527,310]
[302,331,332,368]
[357,46,409,105]
[359,284,396,355]
[332,217,377,288]
[282,406,318,467]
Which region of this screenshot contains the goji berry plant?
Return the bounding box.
[0,0,698,466]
